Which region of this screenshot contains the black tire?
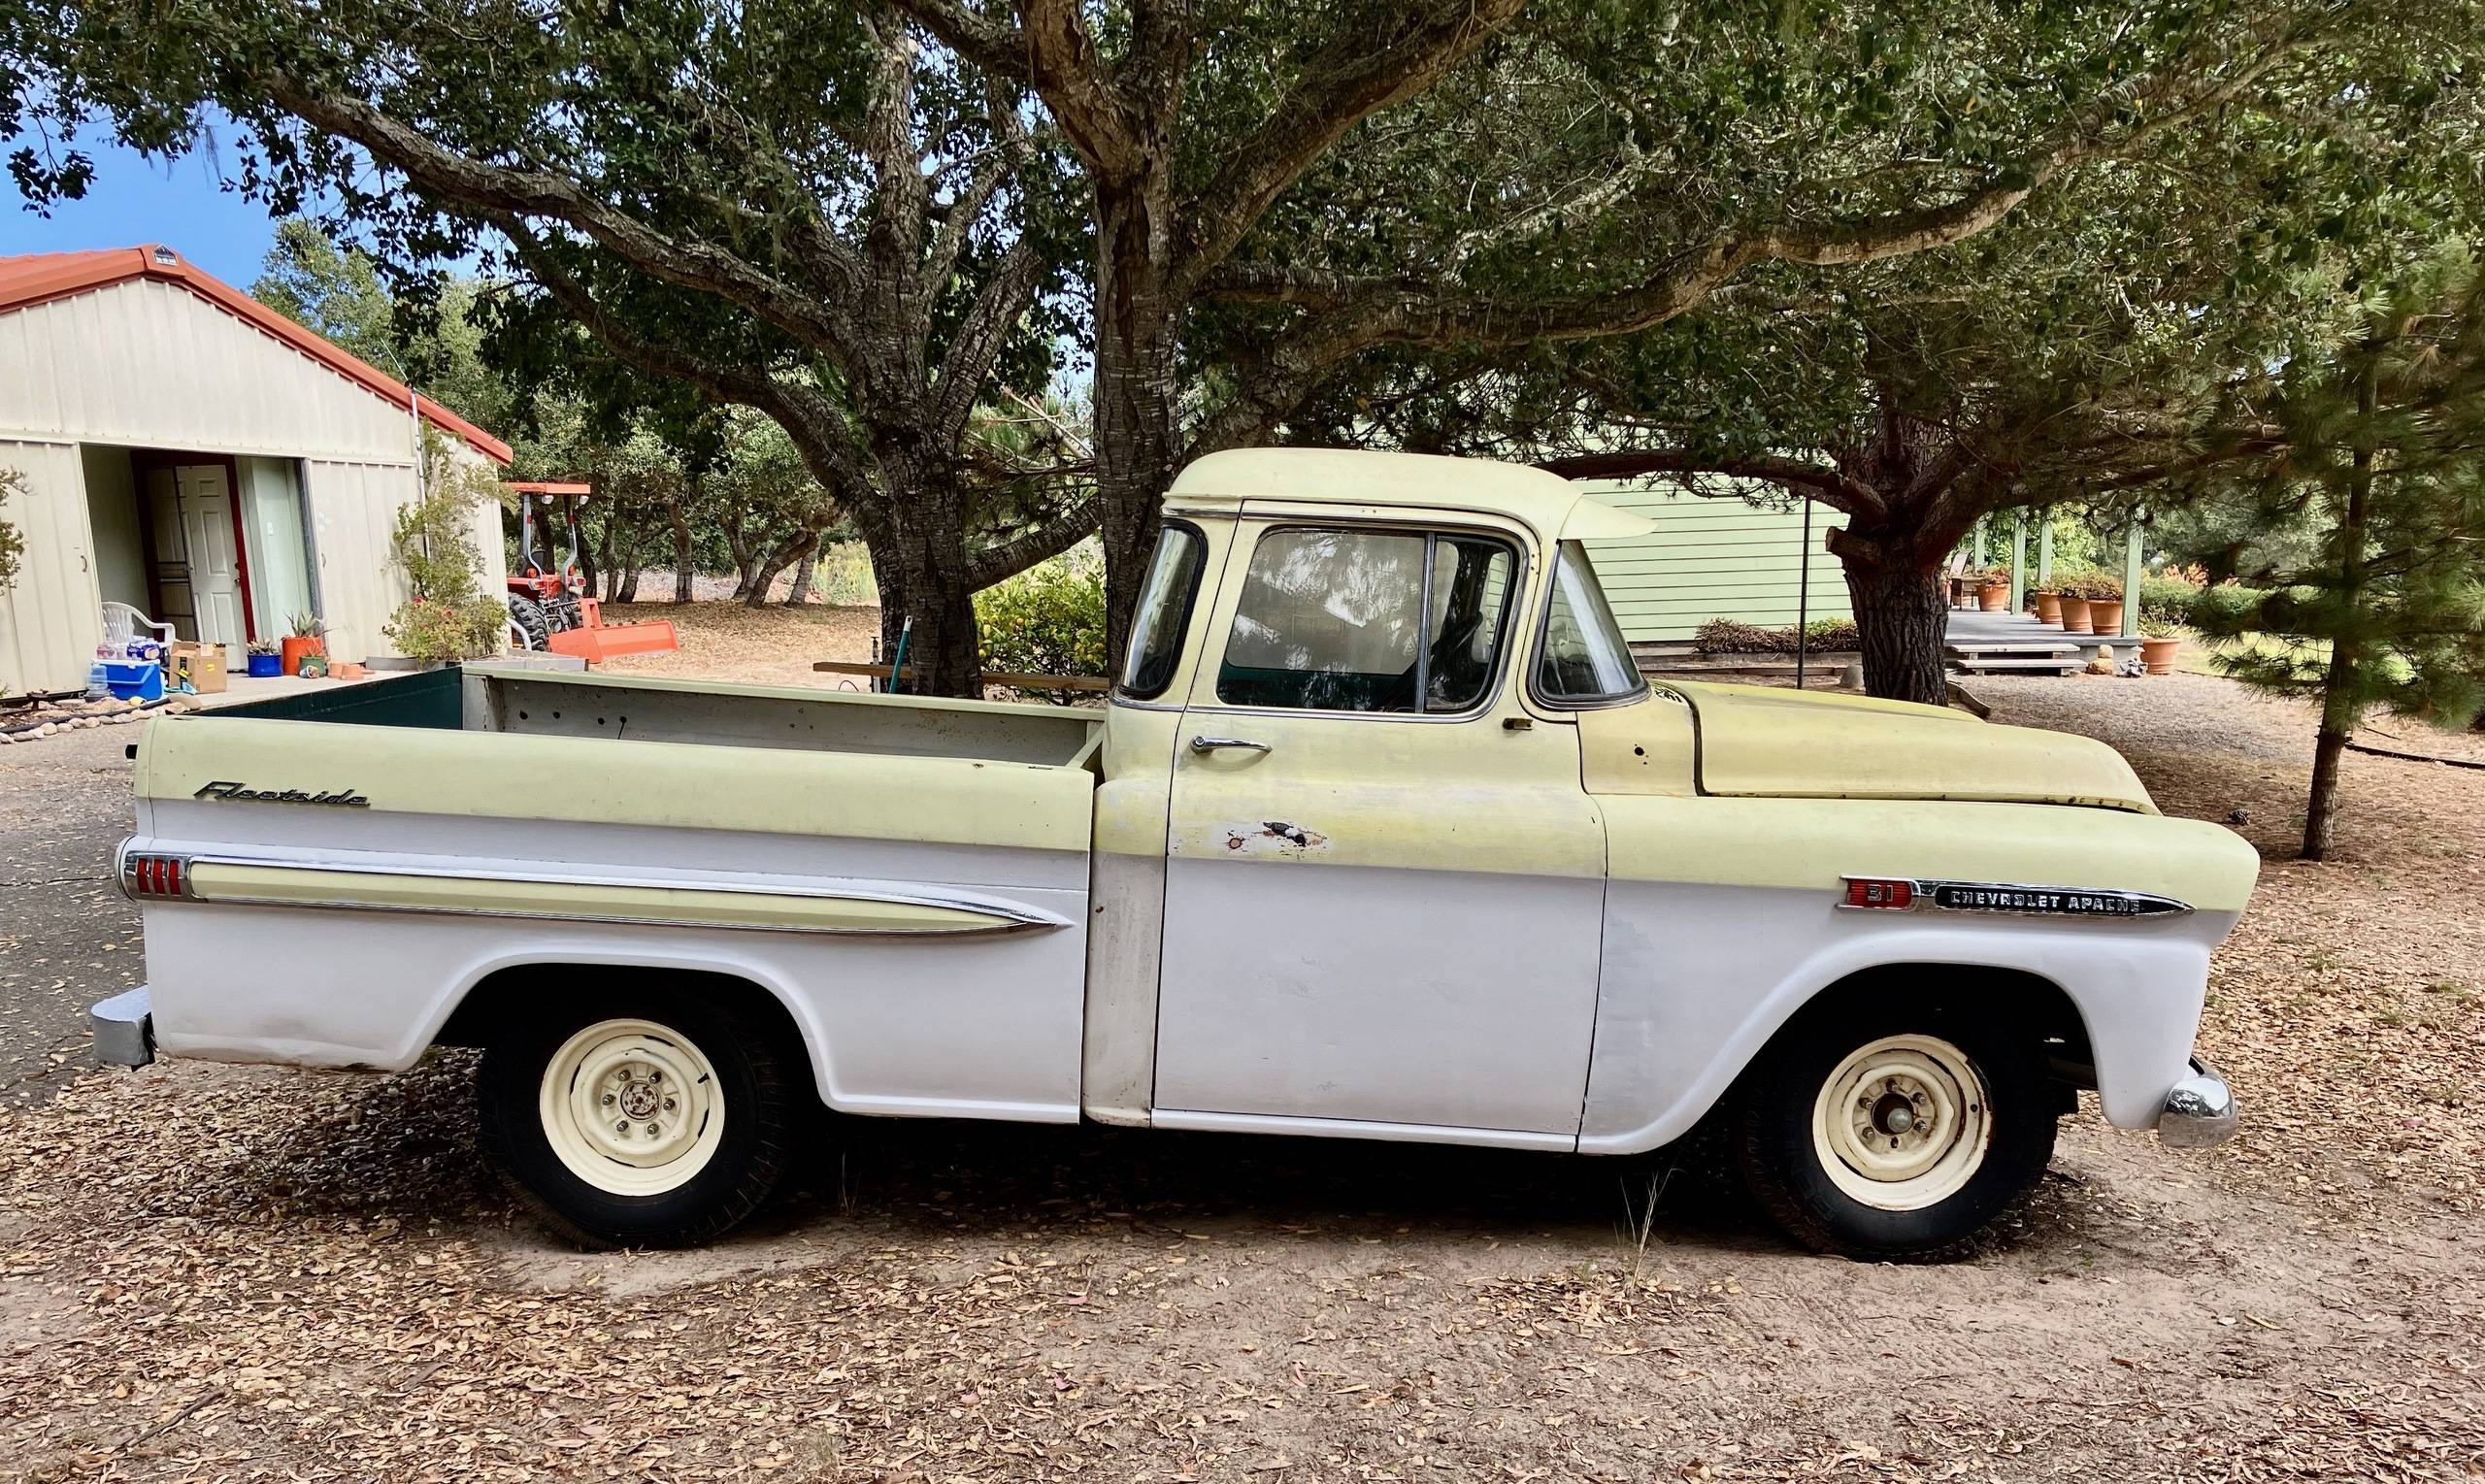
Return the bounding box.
[478,989,799,1248]
[506,593,551,650]
[1732,998,2056,1263]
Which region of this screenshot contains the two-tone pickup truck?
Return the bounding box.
[91,448,2257,1261]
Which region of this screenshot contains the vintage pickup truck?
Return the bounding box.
[92,448,2257,1261]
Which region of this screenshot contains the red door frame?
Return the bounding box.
[129,450,256,644]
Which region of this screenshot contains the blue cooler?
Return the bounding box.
[102,659,165,702]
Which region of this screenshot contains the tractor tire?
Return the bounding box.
[507,594,551,650]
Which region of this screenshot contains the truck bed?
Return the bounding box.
[210,664,1104,767]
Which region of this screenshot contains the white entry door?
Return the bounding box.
[167,465,246,662]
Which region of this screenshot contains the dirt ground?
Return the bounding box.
[2,645,2482,1480]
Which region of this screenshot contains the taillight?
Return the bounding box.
[1842,876,1915,910]
[122,851,191,900]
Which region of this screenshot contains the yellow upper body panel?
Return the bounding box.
[1166,447,1658,544]
[1652,679,2157,814]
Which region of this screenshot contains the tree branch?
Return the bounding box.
[1173,0,1524,288]
[966,491,1102,587]
[261,74,863,366]
[493,215,870,495]
[1535,448,1887,520]
[881,0,1031,83]
[933,236,1046,444]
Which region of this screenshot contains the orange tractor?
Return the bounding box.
[504,481,680,664]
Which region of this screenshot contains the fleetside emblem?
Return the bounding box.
[193,780,372,808]
[1839,876,2190,918]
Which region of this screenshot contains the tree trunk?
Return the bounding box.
[861,513,982,697]
[615,562,641,603]
[1836,538,1952,708]
[781,532,820,607]
[2304,352,2381,862]
[1089,178,1183,670]
[669,496,696,605]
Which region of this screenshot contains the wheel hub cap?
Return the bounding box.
[539,1018,725,1197]
[1810,1034,1994,1211]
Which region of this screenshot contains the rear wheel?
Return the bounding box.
[479,991,798,1247]
[506,593,551,650]
[1733,1001,2055,1262]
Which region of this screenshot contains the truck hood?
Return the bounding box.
[1658,680,2157,813]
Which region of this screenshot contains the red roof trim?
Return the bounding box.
[0,245,514,465]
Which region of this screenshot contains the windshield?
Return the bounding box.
[1533,541,1645,706]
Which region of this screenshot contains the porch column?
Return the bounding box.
[2037,517,2053,588]
[2008,511,2027,612]
[2121,514,2144,639]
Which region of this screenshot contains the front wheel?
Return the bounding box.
[478,992,799,1247]
[1733,1004,2056,1262]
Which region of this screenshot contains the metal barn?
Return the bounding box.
[0,245,510,697]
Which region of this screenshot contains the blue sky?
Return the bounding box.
[1,121,284,286]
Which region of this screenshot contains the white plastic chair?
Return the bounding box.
[100,601,175,657]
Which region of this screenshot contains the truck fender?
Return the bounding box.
[1578,915,2218,1155]
[414,938,839,1105]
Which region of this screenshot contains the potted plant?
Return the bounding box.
[1968,566,2008,611]
[2137,616,2184,675]
[2075,572,2129,636]
[2029,585,2063,625]
[246,639,282,678]
[280,611,327,677]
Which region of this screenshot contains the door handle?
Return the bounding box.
[1189,735,1273,755]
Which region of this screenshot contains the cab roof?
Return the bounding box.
[1165,447,1656,541]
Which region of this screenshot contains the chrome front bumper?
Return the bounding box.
[2156,1057,2237,1148]
[90,986,155,1068]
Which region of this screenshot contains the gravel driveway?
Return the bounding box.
[1,669,2479,1480]
[0,727,138,1108]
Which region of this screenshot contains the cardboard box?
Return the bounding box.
[168,642,228,695]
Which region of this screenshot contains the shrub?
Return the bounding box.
[975,557,1107,698]
[382,435,514,664]
[2137,574,2203,626]
[1693,616,1862,654]
[2053,568,2126,601]
[0,468,25,590]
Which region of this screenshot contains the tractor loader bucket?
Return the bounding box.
[547,618,680,663]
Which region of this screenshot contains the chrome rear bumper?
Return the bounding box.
[2156,1057,2237,1148]
[90,986,155,1068]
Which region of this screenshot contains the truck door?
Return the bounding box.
[1153,513,1607,1142]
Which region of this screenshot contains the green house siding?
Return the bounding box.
[1579,482,1852,643]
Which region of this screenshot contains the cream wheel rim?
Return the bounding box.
[539,1018,725,1196]
[1810,1034,1991,1211]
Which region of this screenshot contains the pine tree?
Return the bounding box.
[2183,256,2485,859]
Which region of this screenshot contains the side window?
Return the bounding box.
[1115,523,1207,700]
[1215,527,1516,713]
[1534,541,1647,706]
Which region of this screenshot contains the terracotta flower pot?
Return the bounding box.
[281,636,326,676]
[1976,581,2009,611]
[2032,590,2062,625]
[2087,599,2126,635]
[2140,636,2182,675]
[2055,595,2092,633]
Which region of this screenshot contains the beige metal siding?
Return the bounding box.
[302,459,403,665]
[0,438,104,694]
[0,279,423,463]
[1580,483,1852,643]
